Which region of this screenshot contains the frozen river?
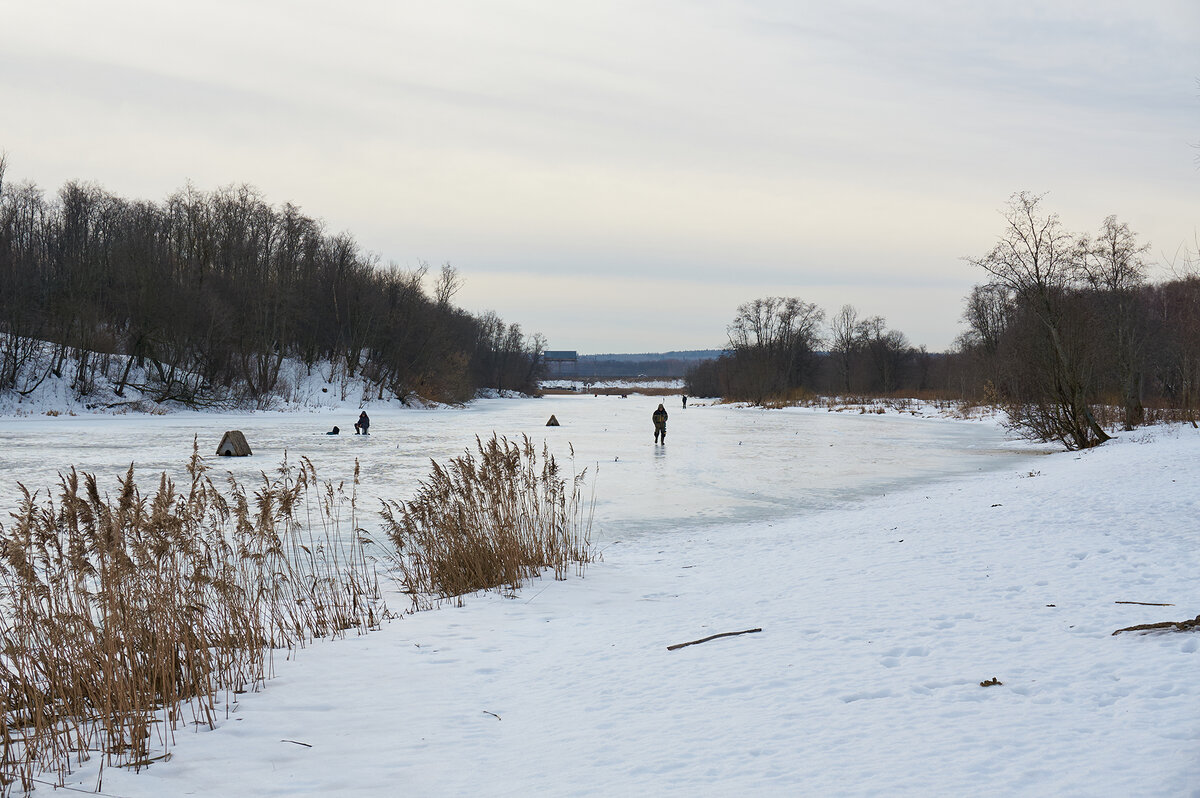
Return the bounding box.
[0,397,1042,544]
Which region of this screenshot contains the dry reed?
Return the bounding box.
[381,434,597,609]
[0,441,386,794]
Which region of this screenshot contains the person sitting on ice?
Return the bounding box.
[327,426,340,435]
[354,411,370,435]
[652,403,668,444]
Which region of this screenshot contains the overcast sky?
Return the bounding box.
[2,1,1198,353]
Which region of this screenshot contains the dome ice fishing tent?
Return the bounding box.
[216,430,252,456]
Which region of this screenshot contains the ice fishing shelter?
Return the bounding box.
[546,415,560,426]
[216,430,252,456]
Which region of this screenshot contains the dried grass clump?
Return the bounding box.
[1142,406,1200,427]
[0,442,386,794]
[382,434,597,609]
[759,387,817,409]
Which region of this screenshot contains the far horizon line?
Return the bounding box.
[563,346,961,358]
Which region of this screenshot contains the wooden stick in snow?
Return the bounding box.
[1112,614,1200,636]
[667,628,762,651]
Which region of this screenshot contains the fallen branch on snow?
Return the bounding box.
[667,628,762,651]
[1114,601,1174,606]
[1112,614,1200,636]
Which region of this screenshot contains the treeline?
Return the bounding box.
[574,351,725,379]
[958,193,1199,447]
[686,193,1200,449]
[0,158,543,407]
[684,297,943,401]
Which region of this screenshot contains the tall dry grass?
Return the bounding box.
[0,441,386,794]
[382,434,597,609]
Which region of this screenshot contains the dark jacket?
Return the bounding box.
[652,406,668,428]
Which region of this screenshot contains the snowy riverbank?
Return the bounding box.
[42,415,1199,797]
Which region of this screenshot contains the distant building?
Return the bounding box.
[543,350,578,377]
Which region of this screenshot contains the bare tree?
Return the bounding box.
[725,296,824,402]
[434,263,462,307]
[859,316,911,393]
[1147,276,1200,427]
[1079,216,1150,429]
[967,192,1110,448]
[828,304,861,392]
[959,283,1012,357]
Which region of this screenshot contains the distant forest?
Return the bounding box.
[0,159,543,406]
[686,194,1200,449]
[565,351,725,379]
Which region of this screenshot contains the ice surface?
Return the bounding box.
[0,397,1035,545]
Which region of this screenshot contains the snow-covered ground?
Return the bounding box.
[0,344,413,417]
[3,399,1198,796]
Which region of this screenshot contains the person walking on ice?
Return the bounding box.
[652,403,668,445]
